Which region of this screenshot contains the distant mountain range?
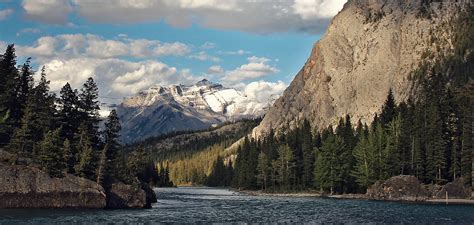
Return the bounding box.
[116,79,277,143]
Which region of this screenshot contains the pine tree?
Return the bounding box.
[28,67,56,141]
[256,151,270,190]
[0,44,19,145]
[63,139,74,173]
[58,83,80,140]
[38,129,66,177]
[74,123,96,179]
[206,156,226,187]
[385,114,402,176]
[426,103,447,184]
[457,81,473,186]
[274,144,295,189]
[398,101,414,175]
[14,58,34,122]
[78,77,101,147]
[352,134,376,190]
[380,88,397,126]
[100,109,122,186]
[314,134,346,194]
[6,102,35,157]
[301,119,315,188]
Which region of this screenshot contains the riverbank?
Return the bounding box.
[238,189,474,205]
[236,176,474,205]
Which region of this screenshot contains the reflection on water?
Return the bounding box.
[0,186,473,224]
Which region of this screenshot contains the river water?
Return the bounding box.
[0,187,473,224]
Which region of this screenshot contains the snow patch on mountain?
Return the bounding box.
[117,79,279,143]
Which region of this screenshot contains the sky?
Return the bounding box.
[0,0,347,104]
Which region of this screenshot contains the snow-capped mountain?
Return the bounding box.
[116,79,276,143]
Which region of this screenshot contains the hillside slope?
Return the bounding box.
[254,0,469,137]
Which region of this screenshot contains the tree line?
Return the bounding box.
[204,4,474,192]
[230,85,472,193]
[0,45,169,189]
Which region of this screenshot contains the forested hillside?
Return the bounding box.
[137,119,259,186]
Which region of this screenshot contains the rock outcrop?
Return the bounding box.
[0,163,106,209]
[106,183,149,209]
[367,175,429,201]
[254,0,469,137]
[367,175,472,201]
[432,178,471,199]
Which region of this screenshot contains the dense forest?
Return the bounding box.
[199,5,474,192]
[149,120,258,186]
[0,45,171,190]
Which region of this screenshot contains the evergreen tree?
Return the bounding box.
[78,77,101,146]
[274,144,295,188]
[256,151,270,190]
[314,134,346,194]
[14,58,34,122]
[38,128,66,177]
[301,119,315,188]
[6,102,35,157]
[380,88,397,126]
[100,109,122,186]
[206,156,227,187]
[62,139,74,173]
[29,67,56,141]
[457,81,473,186]
[58,83,80,140]
[74,123,96,179]
[425,103,447,184]
[398,101,414,175]
[0,44,19,145]
[352,134,376,190]
[385,114,402,176]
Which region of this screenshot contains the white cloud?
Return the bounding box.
[207,65,224,74]
[22,0,73,24]
[244,80,287,103]
[221,56,279,83]
[189,51,221,62]
[0,8,14,21]
[292,0,347,19]
[16,34,191,61]
[38,58,199,100]
[200,42,216,49]
[16,28,41,36]
[21,0,347,33]
[218,49,251,55]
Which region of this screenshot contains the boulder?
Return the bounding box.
[0,163,106,209]
[432,178,471,199]
[142,183,158,208]
[106,182,148,209]
[367,175,429,201]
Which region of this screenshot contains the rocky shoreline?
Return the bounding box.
[239,176,474,205]
[0,162,156,209]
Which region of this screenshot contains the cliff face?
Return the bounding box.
[0,163,106,209]
[254,0,468,137]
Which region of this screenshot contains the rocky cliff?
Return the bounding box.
[0,150,156,209]
[0,163,106,208]
[254,0,469,137]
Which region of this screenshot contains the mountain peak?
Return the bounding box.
[195,79,213,86]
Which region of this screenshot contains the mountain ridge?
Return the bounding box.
[117,79,275,143]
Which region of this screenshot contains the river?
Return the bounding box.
[0,187,473,224]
